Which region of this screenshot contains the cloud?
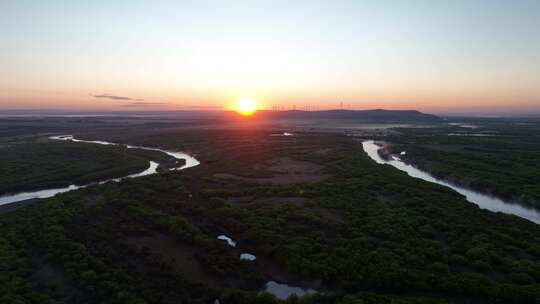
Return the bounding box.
[122,102,169,107]
[171,105,222,109]
[91,93,144,101]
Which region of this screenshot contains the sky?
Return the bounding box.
[1,0,539,114]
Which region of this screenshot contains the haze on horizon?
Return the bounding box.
[1,0,539,115]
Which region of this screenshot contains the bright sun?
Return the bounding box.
[235,98,257,116]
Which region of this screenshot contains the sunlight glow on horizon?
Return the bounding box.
[236,98,257,116]
[1,1,539,114]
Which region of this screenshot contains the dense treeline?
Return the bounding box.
[384,120,540,207]
[0,141,149,194]
[0,129,539,303]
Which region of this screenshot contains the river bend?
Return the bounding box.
[362,140,540,224]
[0,135,199,205]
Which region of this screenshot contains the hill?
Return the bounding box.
[256,109,441,123]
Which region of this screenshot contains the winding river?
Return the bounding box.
[362,140,540,224]
[8,136,534,298]
[0,135,200,205]
[0,134,318,299]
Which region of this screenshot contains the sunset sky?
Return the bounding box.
[1,0,539,114]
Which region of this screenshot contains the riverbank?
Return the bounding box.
[0,140,149,196]
[382,141,540,209]
[363,140,540,224]
[0,135,197,206]
[0,198,40,214]
[383,123,540,209]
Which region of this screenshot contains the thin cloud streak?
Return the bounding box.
[122,102,169,107]
[91,93,144,101]
[122,103,223,109]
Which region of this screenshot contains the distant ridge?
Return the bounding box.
[257,109,441,122]
[0,109,441,123]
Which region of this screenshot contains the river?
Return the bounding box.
[0,135,200,205]
[1,134,320,299]
[362,140,540,224]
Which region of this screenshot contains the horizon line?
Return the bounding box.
[2,108,540,118]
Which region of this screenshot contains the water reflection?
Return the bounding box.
[362,140,540,224]
[239,253,256,261]
[264,281,316,300]
[0,135,199,205]
[217,235,236,247]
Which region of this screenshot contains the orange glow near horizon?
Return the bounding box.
[2,89,540,114]
[233,98,257,116]
[2,2,540,115]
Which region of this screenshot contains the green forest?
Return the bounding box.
[0,141,149,195]
[385,120,540,207]
[1,129,539,304]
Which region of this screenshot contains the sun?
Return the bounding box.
[235,98,257,116]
